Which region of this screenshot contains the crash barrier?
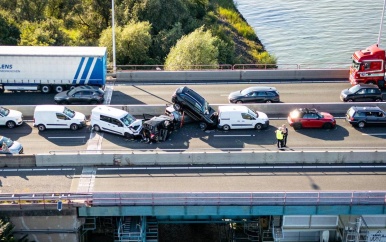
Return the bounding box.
[116,69,349,82]
[0,155,35,167]
[1,191,385,208]
[7,102,386,119]
[35,149,386,167]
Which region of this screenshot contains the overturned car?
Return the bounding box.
[141,109,181,143]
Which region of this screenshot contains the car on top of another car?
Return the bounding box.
[228,86,280,104]
[340,84,383,102]
[287,108,336,130]
[54,85,105,105]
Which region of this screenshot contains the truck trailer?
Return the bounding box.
[0,46,107,93]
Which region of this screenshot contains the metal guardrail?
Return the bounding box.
[1,191,385,208]
[107,63,350,72]
[47,147,386,155]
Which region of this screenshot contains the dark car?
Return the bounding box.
[340,84,383,102]
[228,86,280,103]
[346,106,386,128]
[287,108,336,129]
[171,86,218,130]
[54,86,105,104]
[141,114,180,143]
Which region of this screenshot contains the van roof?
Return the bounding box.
[91,106,129,118]
[34,105,65,112]
[218,105,250,112]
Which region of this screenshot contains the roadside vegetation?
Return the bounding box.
[0,217,29,242]
[0,0,276,69]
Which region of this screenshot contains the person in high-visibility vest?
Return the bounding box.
[275,127,284,148]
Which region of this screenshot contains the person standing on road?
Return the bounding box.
[282,124,288,147]
[275,127,284,149]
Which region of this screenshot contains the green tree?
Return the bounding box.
[152,22,184,62]
[19,19,69,46]
[99,21,152,65]
[0,14,20,45]
[164,26,219,70]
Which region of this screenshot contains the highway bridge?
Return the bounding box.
[1,77,386,242]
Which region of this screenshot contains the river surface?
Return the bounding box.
[235,0,386,67]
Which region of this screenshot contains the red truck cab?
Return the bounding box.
[350,44,385,88]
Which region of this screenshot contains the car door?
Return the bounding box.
[72,91,84,103]
[301,113,315,128]
[368,111,386,125]
[354,88,367,101]
[0,112,5,126]
[110,118,125,135]
[55,113,70,129]
[239,112,255,129]
[242,91,257,103]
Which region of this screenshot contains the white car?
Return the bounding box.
[0,107,23,128]
[0,136,23,154]
[217,105,269,130]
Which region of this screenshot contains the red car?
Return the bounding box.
[287,108,336,130]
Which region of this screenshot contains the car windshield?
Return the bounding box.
[0,137,13,147]
[67,88,79,96]
[347,108,356,117]
[248,108,258,118]
[0,107,9,116]
[121,113,136,126]
[240,88,253,95]
[348,85,361,93]
[63,107,75,118]
[351,60,361,70]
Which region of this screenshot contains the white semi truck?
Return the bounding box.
[0,46,107,93]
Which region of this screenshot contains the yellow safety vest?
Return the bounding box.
[276,130,283,140]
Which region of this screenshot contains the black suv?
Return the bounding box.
[346,106,386,128]
[171,86,218,130]
[228,86,280,103]
[54,86,105,104]
[340,84,383,102]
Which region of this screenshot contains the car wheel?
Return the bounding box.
[173,103,181,111]
[38,124,46,131]
[347,99,354,102]
[293,123,302,130]
[199,122,207,130]
[255,123,263,130]
[375,98,382,102]
[0,88,4,93]
[89,100,99,105]
[6,121,16,129]
[70,123,79,130]
[41,85,51,94]
[358,121,366,128]
[223,125,230,131]
[124,132,134,139]
[323,123,332,129]
[265,100,272,103]
[93,125,101,132]
[55,85,64,93]
[236,100,243,104]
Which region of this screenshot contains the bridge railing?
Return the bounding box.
[0,191,385,209]
[108,63,349,72]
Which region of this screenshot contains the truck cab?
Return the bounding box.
[350,44,385,88]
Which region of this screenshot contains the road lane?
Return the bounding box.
[6,118,386,154]
[1,166,385,194]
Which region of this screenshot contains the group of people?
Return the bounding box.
[275,124,288,149]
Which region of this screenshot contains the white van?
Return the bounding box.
[0,106,23,128]
[217,105,269,130]
[90,106,143,138]
[33,105,86,131]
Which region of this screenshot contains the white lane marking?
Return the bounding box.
[77,167,97,193]
[48,136,86,139]
[214,134,253,137]
[362,133,386,136]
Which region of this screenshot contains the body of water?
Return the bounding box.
[235,0,386,67]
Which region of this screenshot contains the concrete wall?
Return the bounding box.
[35,150,386,167]
[0,155,35,167]
[116,69,349,82]
[7,102,386,119]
